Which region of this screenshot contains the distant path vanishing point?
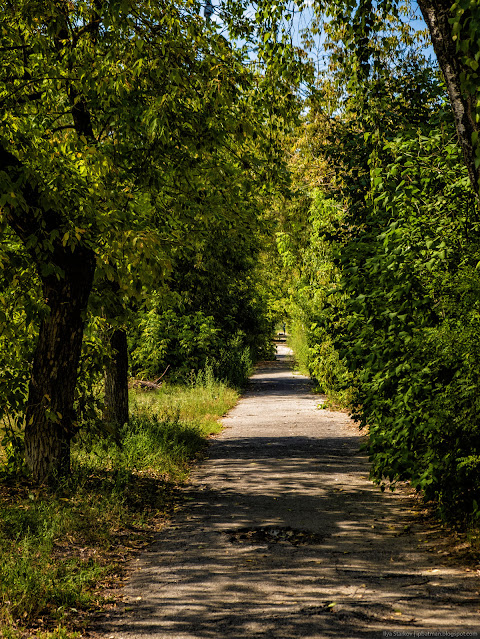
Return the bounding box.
[98,341,479,638]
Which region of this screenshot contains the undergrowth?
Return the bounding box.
[288,322,353,410]
[0,373,237,638]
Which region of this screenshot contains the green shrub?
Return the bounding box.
[334,128,480,523]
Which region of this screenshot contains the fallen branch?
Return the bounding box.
[129,379,163,391]
[153,365,170,385]
[129,366,170,391]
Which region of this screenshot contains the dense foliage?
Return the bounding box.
[2,0,480,519]
[278,2,480,523]
[0,0,302,480]
[5,1,480,637]
[339,126,480,522]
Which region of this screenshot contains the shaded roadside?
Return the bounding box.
[96,344,480,638]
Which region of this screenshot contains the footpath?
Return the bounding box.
[99,343,479,638]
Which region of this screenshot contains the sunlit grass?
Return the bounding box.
[132,378,237,432]
[0,375,238,638]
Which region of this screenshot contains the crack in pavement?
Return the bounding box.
[97,344,480,638]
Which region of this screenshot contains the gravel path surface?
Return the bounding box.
[99,343,480,638]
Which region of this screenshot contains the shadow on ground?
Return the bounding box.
[96,349,480,639]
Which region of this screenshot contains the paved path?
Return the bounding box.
[100,344,479,638]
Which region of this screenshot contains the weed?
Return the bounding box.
[287,323,353,410]
[0,379,238,637]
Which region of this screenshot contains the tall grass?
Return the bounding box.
[0,374,238,638]
[286,321,311,377]
[288,321,353,409]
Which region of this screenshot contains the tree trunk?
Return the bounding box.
[417,0,480,197]
[1,143,98,483]
[24,247,96,483]
[104,327,129,427]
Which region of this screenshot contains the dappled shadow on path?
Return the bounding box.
[245,370,313,397]
[97,355,480,639]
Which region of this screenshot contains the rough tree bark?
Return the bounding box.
[1,144,97,482]
[24,247,96,481]
[416,0,480,196]
[104,327,129,427]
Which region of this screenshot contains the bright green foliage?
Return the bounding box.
[277,187,353,406]
[336,127,480,521]
[0,0,302,473]
[312,0,480,193]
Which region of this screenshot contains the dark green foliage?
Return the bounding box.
[208,334,254,388]
[130,213,275,387]
[131,308,256,389]
[335,126,480,522]
[277,188,354,406]
[131,307,221,380]
[0,231,41,431]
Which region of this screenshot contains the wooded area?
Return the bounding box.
[1,0,480,549]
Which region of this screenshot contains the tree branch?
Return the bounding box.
[417,0,480,197]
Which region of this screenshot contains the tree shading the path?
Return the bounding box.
[97,343,479,638]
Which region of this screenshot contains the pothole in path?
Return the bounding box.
[224,526,325,546]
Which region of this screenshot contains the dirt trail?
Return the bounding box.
[99,343,480,638]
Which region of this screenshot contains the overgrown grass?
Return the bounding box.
[0,374,237,638]
[286,325,310,377]
[132,366,237,433]
[287,322,353,410]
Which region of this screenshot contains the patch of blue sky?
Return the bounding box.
[201,0,437,88]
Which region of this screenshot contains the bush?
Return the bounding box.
[334,128,480,523]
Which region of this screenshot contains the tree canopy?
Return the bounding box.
[0,0,303,481]
[2,0,480,523]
